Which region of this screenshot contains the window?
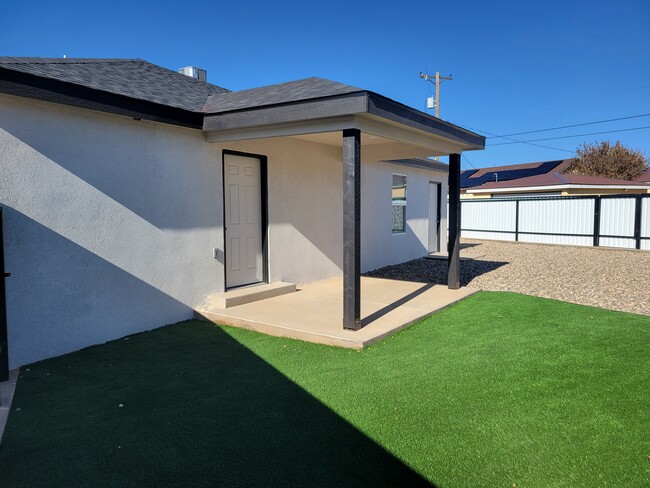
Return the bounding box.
[392,174,407,233]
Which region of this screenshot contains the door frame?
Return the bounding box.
[428,181,442,253]
[222,150,269,290]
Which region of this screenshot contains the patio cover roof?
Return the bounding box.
[201,77,484,157]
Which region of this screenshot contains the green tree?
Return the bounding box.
[567,141,648,180]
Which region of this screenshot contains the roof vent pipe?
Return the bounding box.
[178,66,207,82]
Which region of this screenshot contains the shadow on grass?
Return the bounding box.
[0,322,434,487]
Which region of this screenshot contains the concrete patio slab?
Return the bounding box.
[196,277,479,348]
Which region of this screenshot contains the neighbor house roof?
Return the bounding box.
[475,172,650,190]
[462,158,650,193]
[0,56,485,151]
[465,172,650,195]
[634,168,650,183]
[461,159,572,188]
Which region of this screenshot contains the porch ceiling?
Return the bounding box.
[206,114,477,159]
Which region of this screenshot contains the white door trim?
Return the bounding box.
[428,181,441,253]
[223,151,267,289]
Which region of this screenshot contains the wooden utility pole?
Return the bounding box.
[420,71,453,118]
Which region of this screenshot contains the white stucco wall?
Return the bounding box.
[215,139,448,280]
[212,138,344,285]
[0,93,224,367]
[0,92,449,367]
[361,161,448,272]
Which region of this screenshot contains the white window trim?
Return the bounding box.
[392,173,407,234]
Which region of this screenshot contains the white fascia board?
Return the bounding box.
[468,184,650,194]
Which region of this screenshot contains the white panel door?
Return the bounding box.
[428,182,440,253]
[224,154,263,288]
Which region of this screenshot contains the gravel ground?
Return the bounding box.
[365,239,650,316]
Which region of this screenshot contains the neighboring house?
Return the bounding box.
[0,57,484,367]
[634,167,650,183]
[461,159,650,198]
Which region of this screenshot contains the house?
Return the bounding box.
[634,167,650,183]
[0,57,484,368]
[461,159,650,198]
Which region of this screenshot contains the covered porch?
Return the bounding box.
[203,79,484,334]
[196,276,478,349]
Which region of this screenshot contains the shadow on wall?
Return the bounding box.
[1,108,221,230]
[365,257,508,287]
[0,321,436,487]
[2,207,192,367]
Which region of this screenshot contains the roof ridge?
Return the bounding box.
[225,76,362,94]
[0,57,144,65]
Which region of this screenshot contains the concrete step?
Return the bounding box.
[204,282,296,309]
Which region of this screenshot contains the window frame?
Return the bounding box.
[391,173,407,234]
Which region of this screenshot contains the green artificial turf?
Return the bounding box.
[0,291,648,487]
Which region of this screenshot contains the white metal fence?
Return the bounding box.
[460,194,650,250]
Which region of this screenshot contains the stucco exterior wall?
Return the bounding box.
[0,93,224,367]
[216,140,448,279]
[0,92,450,367]
[361,161,448,272]
[213,138,344,285]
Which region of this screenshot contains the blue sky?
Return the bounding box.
[2,0,649,169]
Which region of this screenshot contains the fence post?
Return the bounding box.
[634,195,642,250]
[593,196,601,247]
[515,200,520,242]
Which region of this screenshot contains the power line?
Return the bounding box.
[462,124,575,154]
[487,113,650,139]
[489,125,650,146]
[462,154,477,170]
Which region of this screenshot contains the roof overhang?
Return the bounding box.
[0,67,204,128]
[203,92,484,157]
[0,65,486,158]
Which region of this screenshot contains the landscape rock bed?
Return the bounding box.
[365,239,650,316]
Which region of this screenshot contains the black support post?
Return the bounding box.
[633,195,642,250]
[593,196,601,247]
[515,199,520,242]
[448,153,461,290]
[342,129,361,330]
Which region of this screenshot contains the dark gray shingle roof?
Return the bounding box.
[0,57,230,111]
[202,77,363,113]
